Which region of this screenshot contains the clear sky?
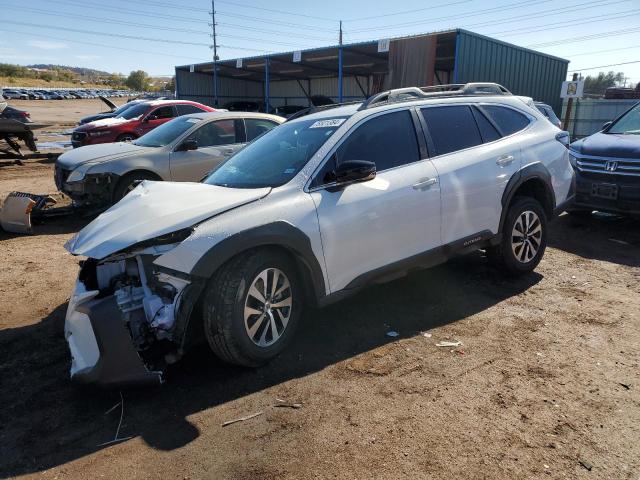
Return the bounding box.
[1,0,638,84]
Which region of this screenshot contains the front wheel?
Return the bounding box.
[203,249,302,367]
[112,171,157,203]
[489,197,547,275]
[116,133,137,142]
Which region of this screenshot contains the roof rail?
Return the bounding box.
[284,100,362,122]
[358,82,512,111]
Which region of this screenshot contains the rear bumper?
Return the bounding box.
[65,280,162,388]
[574,170,640,215]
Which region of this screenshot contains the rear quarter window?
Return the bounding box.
[480,105,530,136]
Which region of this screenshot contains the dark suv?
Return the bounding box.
[569,101,640,216]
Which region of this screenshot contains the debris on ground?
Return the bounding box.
[97,392,132,446]
[423,332,432,338]
[386,330,399,338]
[274,399,303,409]
[579,459,593,471]
[222,411,263,427]
[609,238,631,246]
[436,340,463,347]
[619,383,631,390]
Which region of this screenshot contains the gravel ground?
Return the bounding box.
[0,100,639,480]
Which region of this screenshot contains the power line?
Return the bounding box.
[568,60,640,72]
[527,27,640,47]
[346,0,556,34]
[4,5,211,35]
[343,0,475,22]
[344,0,626,42]
[0,28,205,61]
[487,9,640,37]
[46,0,209,24]
[8,21,210,46]
[558,45,639,58]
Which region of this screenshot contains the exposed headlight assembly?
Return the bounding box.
[66,162,100,183]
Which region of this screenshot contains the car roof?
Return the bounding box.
[290,94,535,124]
[146,99,201,106]
[182,111,285,123]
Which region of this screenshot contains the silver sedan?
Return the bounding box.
[55,111,284,206]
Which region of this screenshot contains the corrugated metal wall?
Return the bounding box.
[561,99,637,138]
[455,30,568,112]
[176,69,262,106]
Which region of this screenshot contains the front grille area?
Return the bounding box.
[575,153,640,177]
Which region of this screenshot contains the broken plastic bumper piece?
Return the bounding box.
[65,281,162,387]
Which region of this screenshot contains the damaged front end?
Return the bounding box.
[65,232,202,387]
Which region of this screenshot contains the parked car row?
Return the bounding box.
[1,88,138,100]
[60,83,580,386]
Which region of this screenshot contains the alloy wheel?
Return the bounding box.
[243,268,293,347]
[511,210,543,263]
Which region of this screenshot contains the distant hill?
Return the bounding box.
[27,64,112,76]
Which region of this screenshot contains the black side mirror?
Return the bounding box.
[179,139,198,151]
[334,160,376,186]
[601,121,612,131]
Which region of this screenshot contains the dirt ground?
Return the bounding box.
[1,101,639,480]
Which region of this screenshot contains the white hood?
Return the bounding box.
[83,116,132,128]
[65,181,271,259]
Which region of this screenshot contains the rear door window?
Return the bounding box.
[421,105,483,156]
[336,110,420,171]
[480,105,530,136]
[471,107,502,143]
[193,119,243,147]
[149,106,175,120]
[245,118,279,141]
[176,104,207,115]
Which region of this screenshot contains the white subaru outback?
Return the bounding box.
[63,84,575,386]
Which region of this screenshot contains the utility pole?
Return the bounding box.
[210,0,219,107]
[562,72,578,131]
[338,20,343,103]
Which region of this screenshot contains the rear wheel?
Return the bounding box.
[489,197,547,275]
[203,249,302,367]
[112,171,158,203]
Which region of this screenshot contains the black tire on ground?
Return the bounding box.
[488,196,548,276]
[203,249,303,367]
[112,171,157,203]
[116,133,137,142]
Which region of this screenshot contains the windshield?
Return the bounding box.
[608,104,640,134]
[116,103,149,120]
[204,117,346,188]
[133,116,200,147]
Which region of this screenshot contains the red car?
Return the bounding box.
[71,100,215,148]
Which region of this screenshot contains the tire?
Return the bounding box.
[112,171,157,202]
[203,249,303,367]
[489,197,547,276]
[116,133,137,142]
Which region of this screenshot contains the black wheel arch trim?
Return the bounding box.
[499,163,556,234]
[189,221,327,305]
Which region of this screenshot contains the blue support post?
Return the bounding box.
[265,56,270,113]
[338,46,343,103]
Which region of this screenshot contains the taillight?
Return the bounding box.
[555,131,570,148]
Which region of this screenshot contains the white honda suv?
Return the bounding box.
[63,83,575,386]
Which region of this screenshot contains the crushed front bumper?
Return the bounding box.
[65,280,162,387]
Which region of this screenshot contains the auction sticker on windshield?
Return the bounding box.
[310,119,346,128]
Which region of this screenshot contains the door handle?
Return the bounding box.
[496,154,515,166]
[412,177,438,190]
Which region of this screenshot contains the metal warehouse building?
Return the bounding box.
[175,28,568,113]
